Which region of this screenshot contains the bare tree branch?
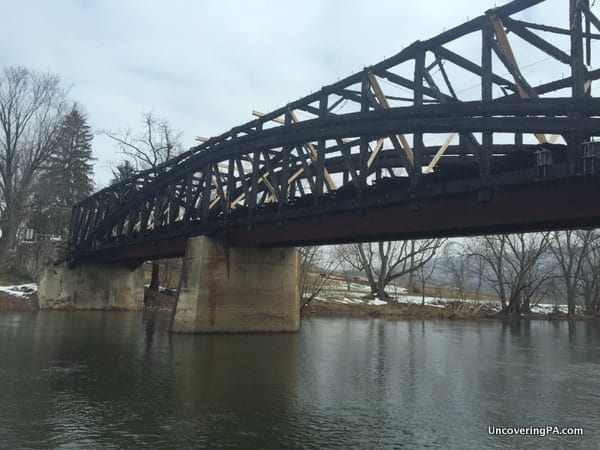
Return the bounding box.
[0,67,68,261]
[336,239,446,299]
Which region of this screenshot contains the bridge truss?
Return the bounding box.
[70,0,600,264]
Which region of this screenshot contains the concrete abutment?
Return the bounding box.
[38,263,144,310]
[170,236,299,333]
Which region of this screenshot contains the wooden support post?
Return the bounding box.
[515,133,523,147]
[368,73,414,167]
[280,111,292,209]
[424,133,457,174]
[367,139,385,168]
[481,20,493,177]
[69,206,80,247]
[359,73,370,193]
[253,109,337,192]
[149,193,161,231]
[167,184,178,225]
[489,14,548,145]
[182,175,194,225]
[571,0,586,98]
[287,109,337,191]
[225,158,235,219]
[412,51,425,189]
[569,0,586,173]
[249,150,260,212]
[315,94,328,202]
[201,171,212,223]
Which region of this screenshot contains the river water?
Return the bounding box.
[0,312,598,449]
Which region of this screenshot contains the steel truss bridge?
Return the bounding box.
[70,0,600,264]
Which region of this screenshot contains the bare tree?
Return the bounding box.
[443,240,486,302]
[468,233,551,315]
[416,257,438,305]
[104,111,182,172]
[0,67,68,261]
[333,246,358,292]
[579,231,600,315]
[339,239,446,300]
[549,230,595,317]
[442,241,471,301]
[105,111,182,291]
[298,246,338,309]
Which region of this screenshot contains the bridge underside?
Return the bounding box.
[84,174,600,264]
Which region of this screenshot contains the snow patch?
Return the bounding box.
[335,297,363,305]
[0,283,38,299]
[144,284,177,294]
[530,304,568,314]
[368,298,388,306]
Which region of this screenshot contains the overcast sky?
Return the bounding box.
[0,0,582,189]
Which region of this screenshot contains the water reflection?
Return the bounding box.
[0,312,598,449]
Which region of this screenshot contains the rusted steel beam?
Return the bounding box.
[225,178,600,248]
[84,177,600,263]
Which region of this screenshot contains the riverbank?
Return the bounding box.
[143,287,177,311]
[0,271,596,320]
[0,270,177,312]
[0,285,38,311]
[302,297,598,320]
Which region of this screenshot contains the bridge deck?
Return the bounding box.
[83,171,600,263]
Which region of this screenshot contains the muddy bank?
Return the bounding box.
[303,299,494,319]
[302,299,598,321]
[0,291,37,311]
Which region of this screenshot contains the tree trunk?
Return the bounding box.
[584,292,592,315]
[507,292,521,316]
[0,238,12,270]
[376,276,388,300]
[149,261,160,291]
[0,213,22,266]
[567,287,576,317]
[407,240,415,292]
[357,245,377,298]
[500,296,508,314]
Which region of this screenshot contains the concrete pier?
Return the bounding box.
[170,236,299,333]
[38,263,144,310]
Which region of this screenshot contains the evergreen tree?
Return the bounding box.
[110,160,136,185]
[30,106,95,236]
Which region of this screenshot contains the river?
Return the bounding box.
[0,312,598,449]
